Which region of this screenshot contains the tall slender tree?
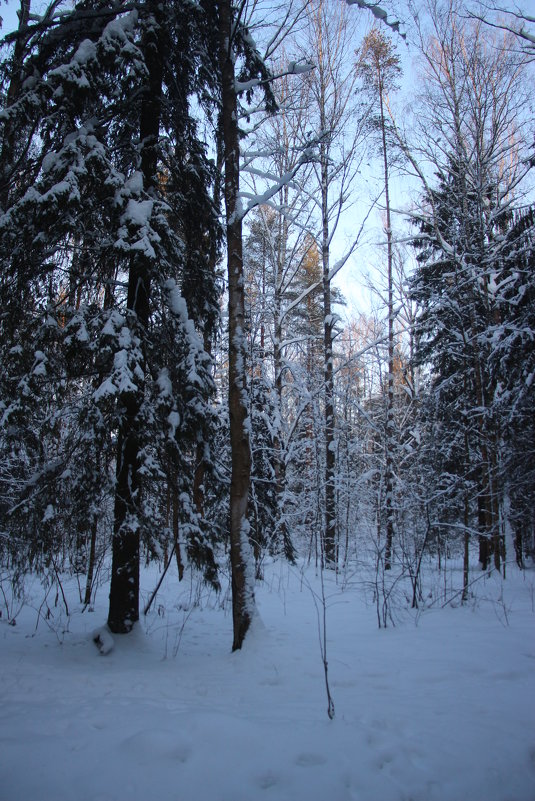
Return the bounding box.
[298,0,365,565]
[357,27,401,569]
[216,0,277,650]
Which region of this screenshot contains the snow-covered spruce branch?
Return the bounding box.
[6,1,139,42]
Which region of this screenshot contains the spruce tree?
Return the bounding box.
[0,1,222,630]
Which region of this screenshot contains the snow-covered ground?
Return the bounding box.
[1,558,534,801]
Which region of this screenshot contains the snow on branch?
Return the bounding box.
[237,164,301,219]
[234,60,314,94]
[345,0,406,39]
[236,134,321,222]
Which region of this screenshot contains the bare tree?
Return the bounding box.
[217,0,311,648]
[218,0,260,650]
[298,0,367,566]
[469,3,535,59]
[357,27,402,570]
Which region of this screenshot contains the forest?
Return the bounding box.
[0,1,534,799]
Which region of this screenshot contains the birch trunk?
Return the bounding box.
[218,0,254,650]
[379,83,395,571]
[321,146,337,566]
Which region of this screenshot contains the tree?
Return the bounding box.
[240,64,316,565]
[491,207,535,566]
[470,3,535,60]
[216,0,278,650]
[406,0,533,574]
[0,1,222,631]
[243,205,305,565]
[357,27,402,569]
[0,0,31,211]
[297,0,366,565]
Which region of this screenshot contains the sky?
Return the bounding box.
[0,3,17,34]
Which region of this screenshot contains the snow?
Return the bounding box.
[73,39,97,66]
[113,349,138,395]
[0,560,533,801]
[93,626,115,656]
[123,198,153,228]
[288,61,315,76]
[101,310,125,337]
[157,368,173,399]
[164,278,188,320]
[167,411,180,438]
[101,9,139,48]
[93,376,118,401]
[345,1,406,39]
[32,350,48,376]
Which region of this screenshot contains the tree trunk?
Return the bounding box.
[321,146,337,567]
[514,522,524,569]
[218,0,255,650]
[108,6,163,633]
[462,493,470,603]
[478,492,490,570]
[378,82,395,572]
[193,134,222,522]
[172,478,184,582]
[193,333,213,520]
[83,516,98,607]
[273,239,293,562]
[0,0,31,209]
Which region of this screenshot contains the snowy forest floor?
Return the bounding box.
[1,555,534,801]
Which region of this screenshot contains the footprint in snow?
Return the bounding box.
[295,752,327,767]
[120,729,192,764]
[376,752,394,770]
[256,771,279,789]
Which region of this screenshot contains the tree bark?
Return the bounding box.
[218,0,255,650]
[378,78,395,572]
[478,492,490,571]
[0,0,31,209]
[320,141,337,567]
[272,196,294,561]
[83,516,98,607]
[462,493,470,603]
[108,6,163,633]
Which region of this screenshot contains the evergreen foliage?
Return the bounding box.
[0,1,223,628]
